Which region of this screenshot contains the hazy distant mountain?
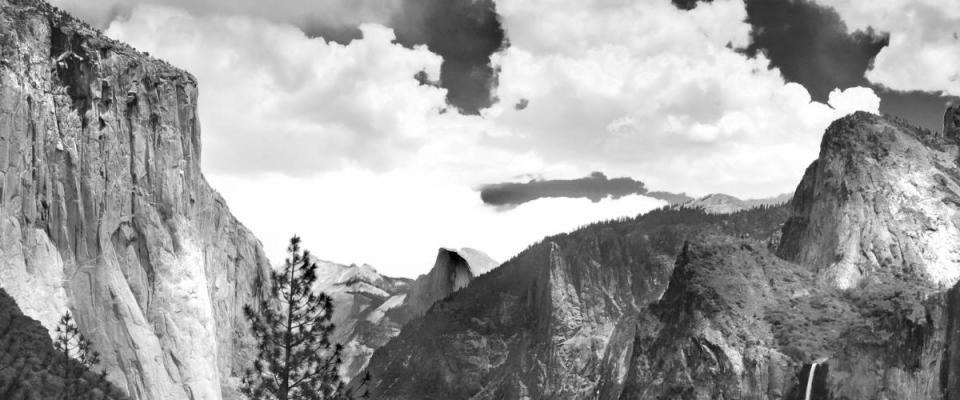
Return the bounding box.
[681,192,793,214]
[312,247,499,380]
[311,260,413,380]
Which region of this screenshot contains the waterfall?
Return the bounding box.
[804,363,818,400]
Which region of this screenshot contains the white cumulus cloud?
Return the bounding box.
[816,0,960,95]
[101,0,883,275]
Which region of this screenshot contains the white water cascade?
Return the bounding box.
[804,363,818,400]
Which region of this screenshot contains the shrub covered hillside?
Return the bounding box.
[0,289,128,399]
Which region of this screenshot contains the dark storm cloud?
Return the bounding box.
[387,0,505,115]
[672,0,885,102]
[738,0,888,103]
[480,172,649,207]
[673,0,887,102]
[306,0,506,115]
[674,0,955,134]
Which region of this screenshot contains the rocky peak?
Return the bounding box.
[778,111,960,289]
[402,248,481,317]
[946,104,960,141]
[449,247,499,276]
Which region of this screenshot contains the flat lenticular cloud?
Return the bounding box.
[480,172,648,207]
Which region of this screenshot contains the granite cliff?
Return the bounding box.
[779,111,960,289]
[0,1,270,399]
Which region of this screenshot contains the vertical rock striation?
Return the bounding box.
[0,1,270,399]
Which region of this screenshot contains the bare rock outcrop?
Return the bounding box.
[778,111,960,289]
[401,248,481,317]
[0,1,270,399]
[946,103,960,141]
[311,260,412,381]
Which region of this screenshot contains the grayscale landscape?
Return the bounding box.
[1,0,959,399]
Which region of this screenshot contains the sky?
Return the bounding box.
[53,0,960,278]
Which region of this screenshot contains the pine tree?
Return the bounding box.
[241,236,354,400]
[54,312,108,400]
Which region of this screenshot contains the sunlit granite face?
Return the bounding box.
[0,1,271,398]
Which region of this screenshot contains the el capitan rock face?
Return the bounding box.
[0,1,270,399]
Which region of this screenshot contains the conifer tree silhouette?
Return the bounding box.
[242,236,363,400]
[54,312,107,400]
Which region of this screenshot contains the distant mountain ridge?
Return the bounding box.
[681,192,794,214]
